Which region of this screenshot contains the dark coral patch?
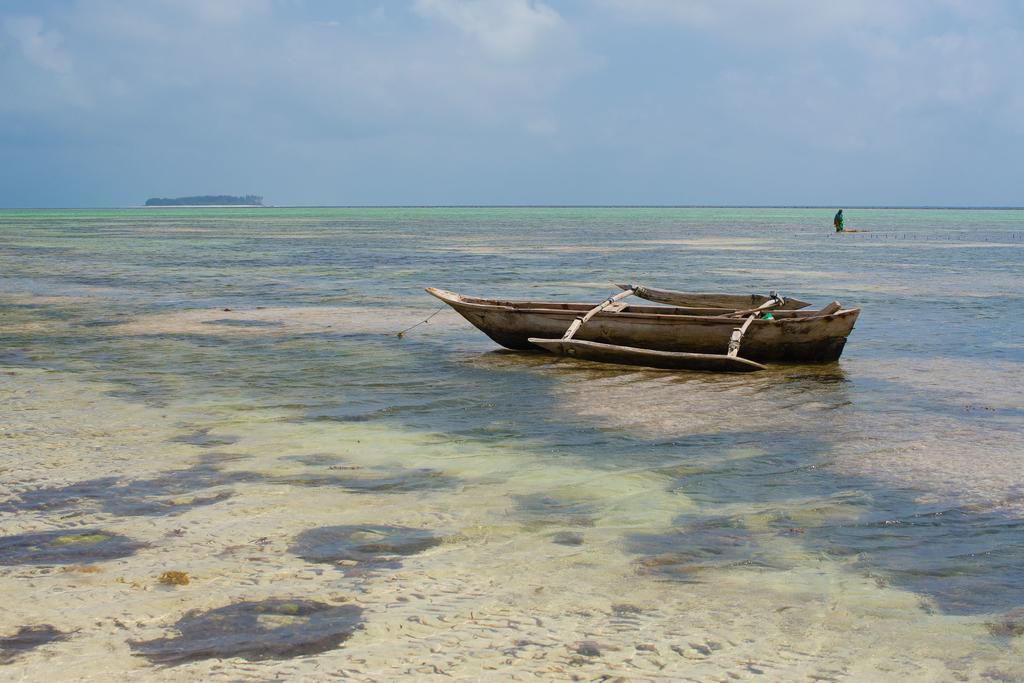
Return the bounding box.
[130,599,362,664]
[0,462,257,518]
[138,462,260,496]
[289,525,442,572]
[280,454,346,467]
[512,493,597,531]
[0,625,72,664]
[987,609,1024,637]
[168,428,240,448]
[0,529,144,565]
[628,518,763,581]
[794,505,1024,615]
[1,477,121,514]
[339,469,454,493]
[114,491,234,516]
[551,531,584,546]
[0,457,451,521]
[269,467,456,494]
[201,319,282,328]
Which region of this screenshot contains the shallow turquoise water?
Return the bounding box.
[1,207,1023,678]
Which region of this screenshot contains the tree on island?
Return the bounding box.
[145,195,263,206]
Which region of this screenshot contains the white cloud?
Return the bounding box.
[413,0,565,60]
[3,0,1021,204]
[598,0,1024,140]
[0,0,591,142]
[4,16,72,74]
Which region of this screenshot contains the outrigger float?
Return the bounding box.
[427,284,859,373]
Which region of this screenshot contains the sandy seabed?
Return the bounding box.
[2,365,1022,681]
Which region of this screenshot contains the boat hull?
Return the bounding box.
[427,288,859,363]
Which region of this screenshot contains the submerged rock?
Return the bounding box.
[130,599,362,664]
[289,525,442,572]
[0,529,144,565]
[0,625,72,664]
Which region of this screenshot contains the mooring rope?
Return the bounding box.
[396,304,447,338]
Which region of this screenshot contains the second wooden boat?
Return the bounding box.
[615,283,811,310]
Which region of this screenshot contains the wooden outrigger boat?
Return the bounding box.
[427,285,859,372]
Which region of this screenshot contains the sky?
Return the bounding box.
[1,0,1022,207]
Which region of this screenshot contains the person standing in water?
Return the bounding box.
[833,209,845,232]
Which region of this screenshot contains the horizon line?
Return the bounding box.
[2,204,1024,211]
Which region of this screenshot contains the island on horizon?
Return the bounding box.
[145,194,263,207]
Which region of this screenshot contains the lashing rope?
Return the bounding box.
[396,304,447,338]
